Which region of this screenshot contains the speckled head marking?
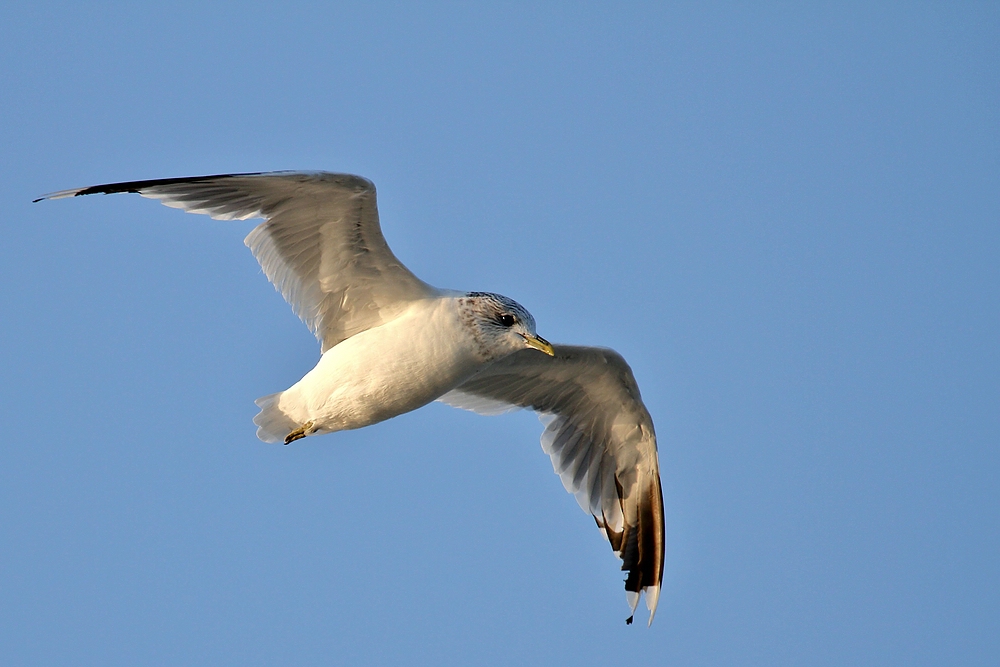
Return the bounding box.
[458,291,545,361]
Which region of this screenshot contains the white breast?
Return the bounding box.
[276,296,485,433]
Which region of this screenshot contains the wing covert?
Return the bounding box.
[440,345,665,625]
[40,172,436,350]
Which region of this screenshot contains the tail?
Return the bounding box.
[253,392,298,443]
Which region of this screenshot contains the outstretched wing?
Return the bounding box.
[38,172,436,351]
[440,345,664,625]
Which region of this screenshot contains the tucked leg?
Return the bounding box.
[284,420,316,445]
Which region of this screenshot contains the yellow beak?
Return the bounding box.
[521,333,555,356]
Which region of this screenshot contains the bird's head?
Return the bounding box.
[460,292,554,361]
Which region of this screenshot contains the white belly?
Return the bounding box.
[276,298,483,433]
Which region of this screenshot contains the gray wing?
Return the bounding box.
[38,172,436,351]
[439,345,664,625]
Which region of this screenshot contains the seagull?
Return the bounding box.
[37,171,665,625]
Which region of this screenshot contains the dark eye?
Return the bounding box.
[498,314,516,327]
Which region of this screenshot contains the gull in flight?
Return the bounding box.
[37,172,664,625]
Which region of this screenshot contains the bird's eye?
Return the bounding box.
[498,314,516,327]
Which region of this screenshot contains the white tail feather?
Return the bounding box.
[253,392,297,443]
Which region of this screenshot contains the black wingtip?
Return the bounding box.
[626,615,634,625]
[33,171,368,206]
[69,176,241,198]
[33,172,274,205]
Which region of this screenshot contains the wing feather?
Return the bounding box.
[439,344,665,625]
[39,172,436,350]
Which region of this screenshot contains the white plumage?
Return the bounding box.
[38,171,665,625]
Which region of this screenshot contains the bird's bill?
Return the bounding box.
[521,333,555,356]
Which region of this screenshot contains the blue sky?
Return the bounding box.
[2,3,998,665]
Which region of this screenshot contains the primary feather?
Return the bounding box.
[441,345,664,624]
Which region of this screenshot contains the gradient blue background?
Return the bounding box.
[2,3,997,665]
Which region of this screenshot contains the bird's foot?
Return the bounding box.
[284,421,315,445]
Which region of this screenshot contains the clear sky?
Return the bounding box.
[2,3,997,665]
